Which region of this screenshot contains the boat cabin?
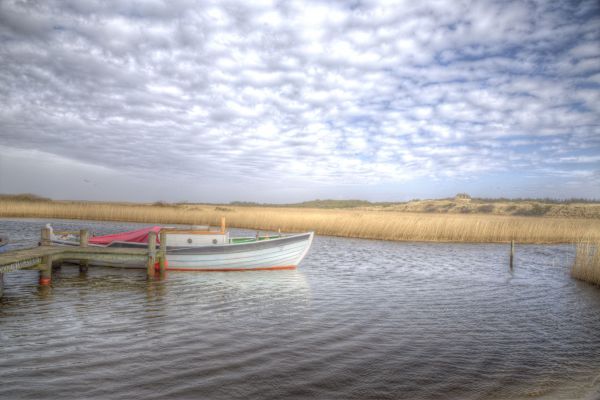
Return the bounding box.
[162,230,229,247]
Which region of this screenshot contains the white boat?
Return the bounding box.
[50,222,314,272]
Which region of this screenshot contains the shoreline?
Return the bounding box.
[0,216,578,246]
[1,200,599,244]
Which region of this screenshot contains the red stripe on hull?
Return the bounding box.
[166,265,297,272]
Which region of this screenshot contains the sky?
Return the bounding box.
[0,0,599,203]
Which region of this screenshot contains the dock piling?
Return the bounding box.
[39,225,54,283]
[80,230,89,247]
[159,230,167,275]
[40,227,51,246]
[510,240,515,270]
[79,229,89,272]
[147,231,157,278]
[39,255,52,285]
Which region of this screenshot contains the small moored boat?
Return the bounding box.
[50,221,314,271]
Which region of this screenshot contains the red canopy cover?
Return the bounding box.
[89,226,162,245]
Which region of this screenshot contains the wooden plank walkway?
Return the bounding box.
[0,246,152,274]
[0,228,166,297]
[0,246,64,273]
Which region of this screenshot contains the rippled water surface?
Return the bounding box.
[1,218,600,399]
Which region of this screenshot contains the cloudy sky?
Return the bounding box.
[0,0,599,202]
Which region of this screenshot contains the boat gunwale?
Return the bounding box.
[166,232,313,255]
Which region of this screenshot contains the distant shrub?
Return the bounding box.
[152,201,170,207]
[475,197,600,204]
[476,204,494,213]
[0,193,51,202]
[441,202,456,209]
[455,193,471,202]
[423,204,438,212]
[514,204,552,216]
[229,201,261,207]
[215,206,233,212]
[295,199,373,208]
[229,199,373,208]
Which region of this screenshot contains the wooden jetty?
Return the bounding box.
[0,228,166,297]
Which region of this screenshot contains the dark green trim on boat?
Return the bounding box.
[230,236,282,243]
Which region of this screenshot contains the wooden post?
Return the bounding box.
[39,255,52,285]
[147,231,157,278]
[221,217,226,234]
[510,240,515,270]
[159,230,167,275]
[0,273,3,298]
[80,229,89,272]
[40,228,53,284]
[40,227,51,246]
[80,229,89,247]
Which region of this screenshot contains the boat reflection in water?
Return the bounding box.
[43,262,312,312]
[159,269,312,317]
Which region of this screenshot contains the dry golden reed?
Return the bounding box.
[572,242,600,286]
[1,200,599,244]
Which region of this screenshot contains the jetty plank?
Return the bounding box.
[0,245,153,274]
[0,246,64,273]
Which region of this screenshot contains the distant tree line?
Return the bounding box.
[1,193,599,207]
[0,193,51,202]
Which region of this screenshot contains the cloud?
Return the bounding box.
[0,0,599,201]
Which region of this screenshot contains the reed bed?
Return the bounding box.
[1,200,599,244]
[572,242,600,286]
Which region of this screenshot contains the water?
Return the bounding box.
[1,218,600,399]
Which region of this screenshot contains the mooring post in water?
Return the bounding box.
[39,255,52,285]
[510,240,515,270]
[40,227,51,246]
[147,231,157,278]
[79,229,89,273]
[158,230,167,275]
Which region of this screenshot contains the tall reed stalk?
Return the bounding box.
[572,242,600,286]
[1,200,599,244]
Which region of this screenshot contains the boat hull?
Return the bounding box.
[166,232,314,271]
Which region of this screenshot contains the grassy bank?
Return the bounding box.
[363,198,600,218]
[1,200,599,244]
[227,197,600,218]
[572,242,600,286]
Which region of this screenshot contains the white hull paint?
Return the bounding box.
[166,232,314,271]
